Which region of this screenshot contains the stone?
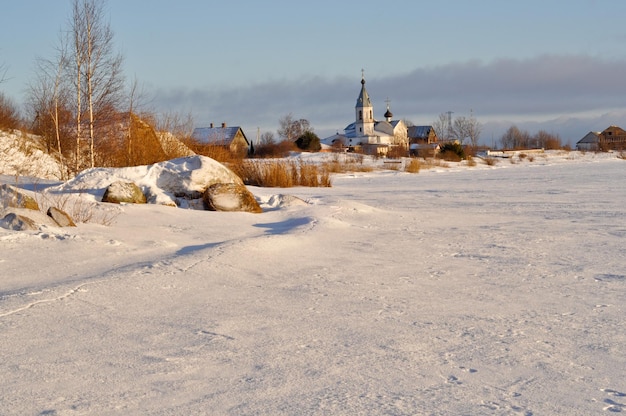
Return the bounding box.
[102,181,147,204]
[203,183,262,213]
[47,206,76,227]
[0,212,39,231]
[0,184,39,210]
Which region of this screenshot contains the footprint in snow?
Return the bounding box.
[446,375,462,385]
[602,389,626,412]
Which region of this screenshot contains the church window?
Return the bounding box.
[359,110,362,120]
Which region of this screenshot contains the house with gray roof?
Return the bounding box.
[192,123,250,157]
[576,126,626,151]
[576,131,600,151]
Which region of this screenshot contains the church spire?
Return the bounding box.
[356,69,372,108]
[355,69,374,136]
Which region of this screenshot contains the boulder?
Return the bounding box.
[0,208,63,231]
[145,156,244,206]
[0,212,39,231]
[102,181,147,204]
[47,206,76,227]
[0,184,39,210]
[56,155,245,209]
[203,183,262,213]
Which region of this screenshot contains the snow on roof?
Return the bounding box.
[192,126,245,145]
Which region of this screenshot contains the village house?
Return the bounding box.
[576,125,626,151]
[321,74,408,155]
[407,125,440,157]
[192,123,250,157]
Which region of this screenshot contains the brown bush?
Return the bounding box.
[252,139,297,158]
[483,157,498,166]
[233,160,331,188]
[0,93,22,130]
[405,158,421,173]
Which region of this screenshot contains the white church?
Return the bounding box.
[322,73,408,155]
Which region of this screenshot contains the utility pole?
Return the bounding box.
[446,111,454,140]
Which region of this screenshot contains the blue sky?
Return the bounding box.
[2,0,626,144]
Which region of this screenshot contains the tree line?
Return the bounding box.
[0,1,569,173]
[0,0,198,179]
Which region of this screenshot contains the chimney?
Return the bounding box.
[210,122,214,128]
[221,122,226,128]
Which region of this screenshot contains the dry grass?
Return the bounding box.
[382,160,402,171]
[420,158,450,169]
[232,160,331,188]
[483,157,499,166]
[404,158,421,173]
[38,189,121,225]
[323,160,373,174]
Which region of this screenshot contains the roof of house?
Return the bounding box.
[601,125,626,136]
[408,125,434,139]
[192,126,248,145]
[576,131,600,144]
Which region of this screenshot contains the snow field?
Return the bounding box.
[0,153,624,415]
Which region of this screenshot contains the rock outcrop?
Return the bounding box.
[101,181,147,204]
[47,206,76,227]
[0,184,39,210]
[0,212,39,231]
[203,183,262,213]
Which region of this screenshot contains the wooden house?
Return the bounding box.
[192,123,250,156]
[408,125,438,144]
[576,126,626,151]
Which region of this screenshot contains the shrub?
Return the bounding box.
[438,142,465,161]
[295,131,321,152]
[0,93,22,130]
[405,158,421,173]
[37,190,120,225]
[483,157,498,166]
[386,144,408,158]
[253,139,297,158]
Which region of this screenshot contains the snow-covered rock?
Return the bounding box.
[203,183,262,213]
[46,206,76,227]
[101,181,147,204]
[0,184,39,211]
[53,155,245,208]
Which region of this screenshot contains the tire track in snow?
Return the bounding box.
[0,216,315,318]
[0,282,93,318]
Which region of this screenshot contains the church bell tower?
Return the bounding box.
[355,70,374,137]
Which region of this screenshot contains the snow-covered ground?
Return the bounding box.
[1,150,625,415]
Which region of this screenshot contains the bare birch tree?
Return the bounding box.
[0,62,7,84]
[28,36,71,179]
[432,113,452,142]
[125,76,152,165]
[277,113,312,141]
[451,113,482,148]
[70,0,124,169]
